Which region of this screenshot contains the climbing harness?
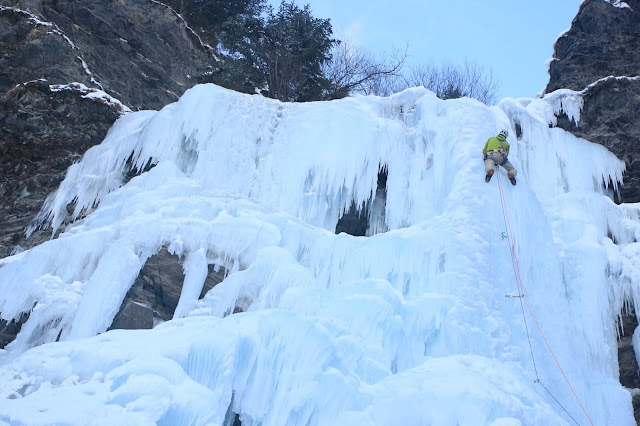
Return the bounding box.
[487,150,509,166]
[488,138,510,166]
[496,167,594,426]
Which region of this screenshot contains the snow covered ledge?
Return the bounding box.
[49,82,132,114]
[606,0,633,10]
[535,75,640,129]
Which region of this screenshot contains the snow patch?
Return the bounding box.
[586,75,640,89]
[606,0,632,9]
[49,83,132,114]
[0,5,53,27]
[77,57,103,89]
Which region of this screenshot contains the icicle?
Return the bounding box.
[0,83,638,425]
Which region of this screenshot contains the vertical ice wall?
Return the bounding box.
[0,84,638,425]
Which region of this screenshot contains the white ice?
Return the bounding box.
[50,82,131,113]
[606,0,632,10]
[0,83,638,425]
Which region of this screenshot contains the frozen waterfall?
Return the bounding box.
[0,84,638,425]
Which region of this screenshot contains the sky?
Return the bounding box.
[269,0,585,100]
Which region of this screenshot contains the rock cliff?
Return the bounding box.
[0,0,215,258]
[0,80,121,256]
[546,0,640,202]
[1,0,215,109]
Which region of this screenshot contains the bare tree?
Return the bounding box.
[322,40,500,104]
[403,59,500,104]
[322,38,407,99]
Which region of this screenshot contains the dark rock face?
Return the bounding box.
[109,247,227,331]
[110,301,154,331]
[0,6,91,92]
[2,0,214,110]
[555,77,640,202]
[618,311,640,389]
[0,313,29,349]
[545,0,640,202]
[546,0,640,93]
[0,80,120,257]
[0,0,215,258]
[617,310,640,425]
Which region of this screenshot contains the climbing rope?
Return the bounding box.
[496,167,595,426]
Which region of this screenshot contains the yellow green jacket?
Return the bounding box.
[482,135,510,155]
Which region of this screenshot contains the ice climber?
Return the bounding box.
[483,129,517,185]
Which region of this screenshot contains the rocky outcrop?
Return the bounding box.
[110,301,154,331]
[619,312,640,387]
[0,80,121,257]
[0,6,92,91]
[546,0,640,202]
[0,313,28,349]
[0,0,216,258]
[545,0,640,93]
[617,310,640,424]
[546,0,640,93]
[109,247,227,331]
[1,0,215,110]
[555,77,640,202]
